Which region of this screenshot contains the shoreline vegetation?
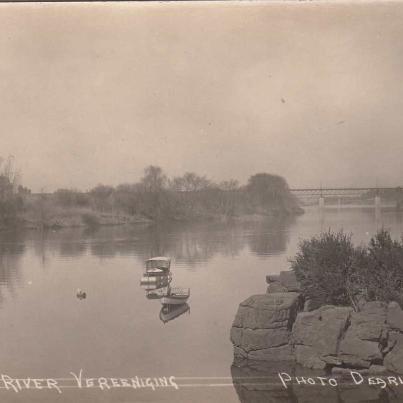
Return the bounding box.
[292,229,403,310]
[0,158,303,231]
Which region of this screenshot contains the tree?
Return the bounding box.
[245,173,301,214]
[218,179,239,191]
[246,173,288,203]
[138,166,169,219]
[55,189,89,207]
[170,172,211,192]
[89,184,115,212]
[141,166,167,192]
[114,183,143,215]
[0,156,23,225]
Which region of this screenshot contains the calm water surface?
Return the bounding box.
[0,207,402,402]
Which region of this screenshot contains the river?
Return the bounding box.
[0,207,402,402]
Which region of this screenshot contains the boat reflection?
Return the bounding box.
[140,273,171,291]
[159,303,190,324]
[140,256,191,323]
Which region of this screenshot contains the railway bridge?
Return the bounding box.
[289,187,403,208]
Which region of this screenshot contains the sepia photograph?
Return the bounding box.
[1,1,403,402]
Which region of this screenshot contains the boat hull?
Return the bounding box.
[161,295,189,305]
[145,269,170,276]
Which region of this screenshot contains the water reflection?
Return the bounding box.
[159,303,190,324]
[247,216,294,257]
[0,216,294,267]
[0,209,402,390]
[140,257,191,323]
[0,230,25,305]
[231,362,398,403]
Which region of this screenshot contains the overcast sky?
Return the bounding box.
[1,1,403,192]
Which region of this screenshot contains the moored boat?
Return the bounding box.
[140,273,171,290]
[160,287,190,305]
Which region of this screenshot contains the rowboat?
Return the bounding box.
[161,287,190,305]
[140,273,171,289]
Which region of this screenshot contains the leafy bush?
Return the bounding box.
[291,229,403,311]
[359,230,403,307]
[290,231,358,308]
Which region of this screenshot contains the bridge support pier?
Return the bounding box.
[375,195,381,208]
[319,196,325,209]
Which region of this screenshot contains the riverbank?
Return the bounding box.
[0,202,303,231]
[17,207,151,230]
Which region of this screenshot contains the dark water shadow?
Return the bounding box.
[231,361,400,403]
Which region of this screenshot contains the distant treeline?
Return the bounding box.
[0,160,302,228]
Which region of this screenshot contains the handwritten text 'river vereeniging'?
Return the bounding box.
[0,370,178,393]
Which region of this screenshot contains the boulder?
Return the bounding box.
[384,332,403,374]
[387,301,403,332]
[248,345,294,361]
[231,327,291,352]
[233,293,302,330]
[231,293,302,362]
[347,301,387,341]
[267,283,288,293]
[339,302,387,368]
[368,364,387,374]
[292,306,352,369]
[294,345,327,369]
[338,338,382,368]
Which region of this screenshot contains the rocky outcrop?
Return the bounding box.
[338,301,387,369]
[292,305,352,369]
[231,292,303,362]
[383,302,403,374]
[231,272,403,375]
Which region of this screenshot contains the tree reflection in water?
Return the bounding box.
[0,230,25,306]
[0,216,295,307]
[17,216,295,265]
